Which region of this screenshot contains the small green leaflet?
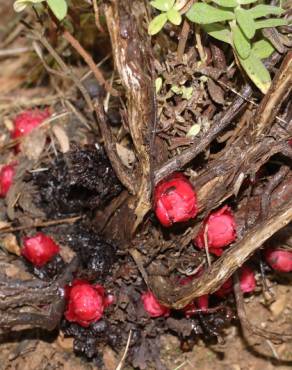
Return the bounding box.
[203,23,232,44]
[237,50,271,94]
[150,0,175,12]
[232,25,251,59]
[252,39,275,59]
[14,0,44,12]
[187,123,201,137]
[167,8,182,25]
[211,0,237,8]
[155,77,163,93]
[247,5,284,19]
[235,8,256,39]
[47,0,67,20]
[255,18,287,29]
[186,3,234,24]
[171,85,193,100]
[148,13,168,35]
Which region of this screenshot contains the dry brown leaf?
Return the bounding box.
[20,129,47,161]
[116,143,136,168]
[207,78,225,105]
[52,125,70,153]
[0,233,21,256]
[0,221,11,230]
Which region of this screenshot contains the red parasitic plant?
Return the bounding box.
[239,266,256,293]
[264,247,292,272]
[12,108,51,141]
[154,172,198,227]
[21,233,60,267]
[183,295,209,318]
[141,291,170,317]
[194,205,236,255]
[65,279,113,327]
[0,163,16,197]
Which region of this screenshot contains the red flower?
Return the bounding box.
[154,172,198,227]
[265,247,292,273]
[183,294,209,318]
[0,163,16,197]
[65,280,112,327]
[21,233,60,267]
[194,205,236,254]
[12,108,51,139]
[239,266,256,293]
[141,291,170,317]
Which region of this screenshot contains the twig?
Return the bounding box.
[62,30,119,97]
[0,216,82,234]
[30,29,94,112]
[195,24,206,62]
[177,19,190,61]
[0,47,33,57]
[115,330,132,370]
[255,51,292,136]
[129,249,149,285]
[92,0,105,33]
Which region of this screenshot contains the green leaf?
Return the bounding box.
[148,13,168,35]
[167,8,182,25]
[14,0,44,12]
[47,0,67,20]
[186,3,234,24]
[187,123,201,137]
[182,86,193,100]
[155,77,163,93]
[203,23,232,44]
[252,39,275,59]
[150,0,175,11]
[232,25,251,59]
[235,8,256,39]
[211,0,237,7]
[255,18,288,29]
[247,5,284,19]
[237,50,271,93]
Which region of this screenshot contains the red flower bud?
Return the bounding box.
[264,247,292,272]
[0,163,16,197]
[141,291,170,318]
[214,278,233,298]
[21,233,60,267]
[65,280,112,327]
[154,172,198,227]
[183,294,210,318]
[239,266,256,293]
[12,108,51,140]
[194,205,236,253]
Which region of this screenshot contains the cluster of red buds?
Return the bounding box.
[12,108,51,140]
[0,109,50,198]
